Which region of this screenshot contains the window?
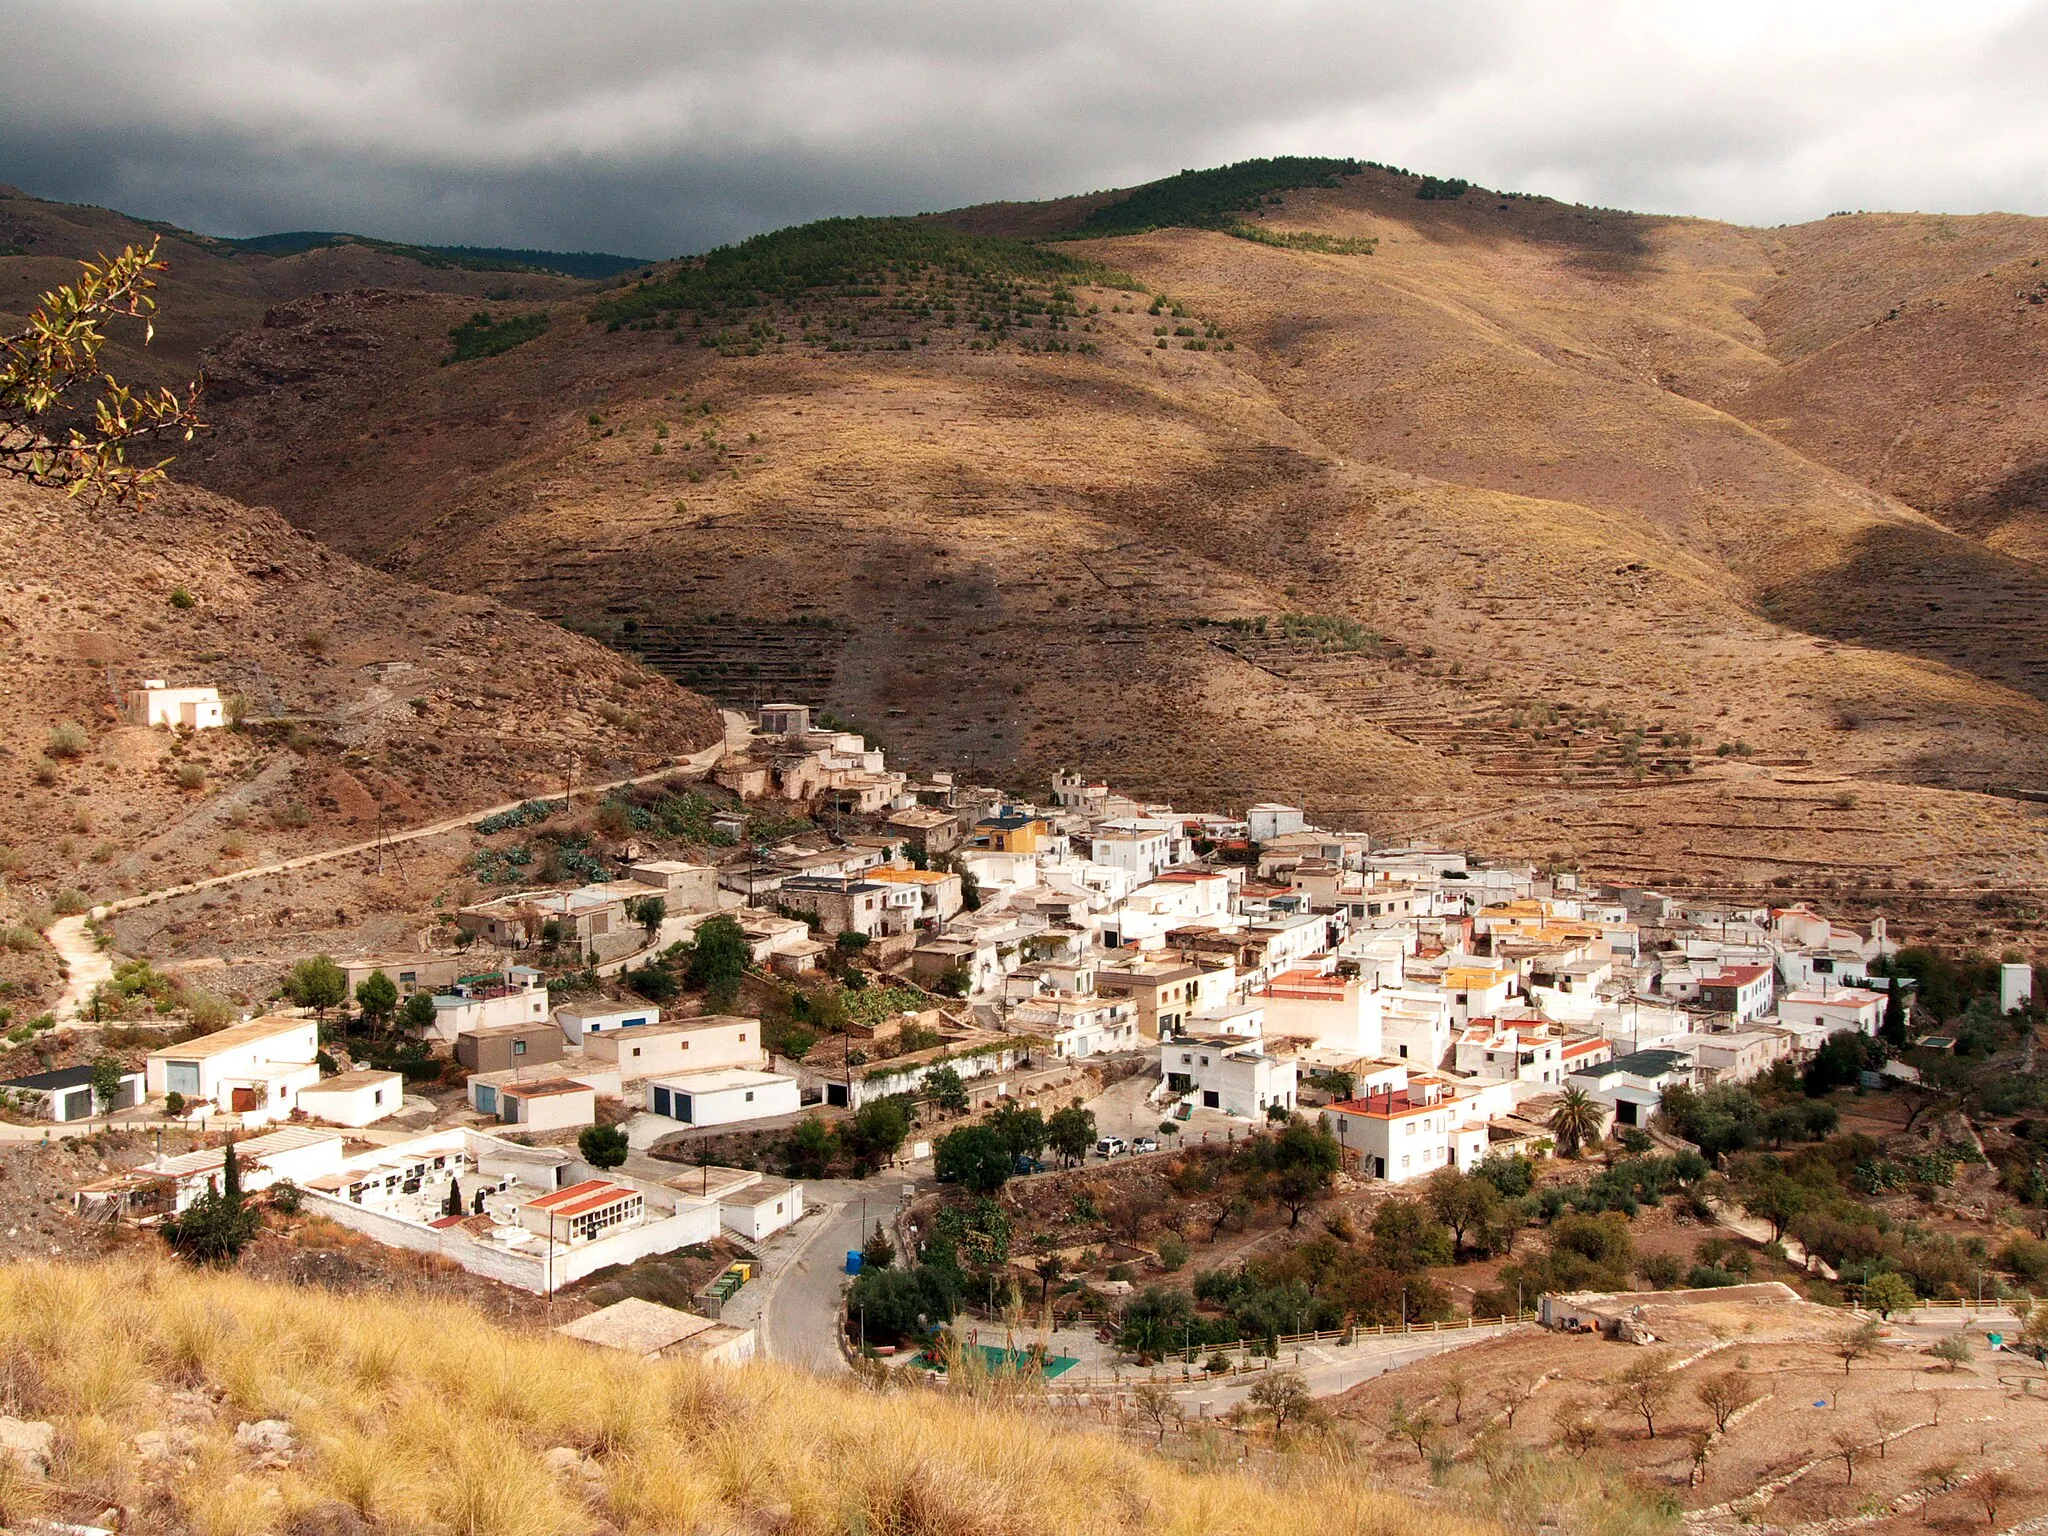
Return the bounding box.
[513,1040,527,1056]
[745,1091,755,1102]
[631,1046,641,1058]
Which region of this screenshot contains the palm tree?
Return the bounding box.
[1548,1087,1603,1158]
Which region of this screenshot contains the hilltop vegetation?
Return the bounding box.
[589,216,1139,328]
[1072,156,1364,236]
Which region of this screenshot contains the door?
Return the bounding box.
[826,1082,849,1107]
[60,1087,91,1121]
[230,1087,259,1113]
[675,1093,693,1124]
[1202,1091,1220,1109]
[652,1086,672,1117]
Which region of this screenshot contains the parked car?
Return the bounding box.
[1094,1136,1127,1158]
[1131,1136,1159,1154]
[1013,1155,1047,1174]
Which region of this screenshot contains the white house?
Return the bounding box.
[1160,1040,1297,1120]
[554,1000,661,1045]
[1006,992,1140,1059]
[1255,967,1384,1054]
[1675,1030,1792,1084]
[1564,1048,1696,1127]
[1777,987,1885,1039]
[293,1069,403,1128]
[1088,825,1178,885]
[1321,1080,1456,1184]
[146,1014,322,1127]
[1382,985,1452,1068]
[644,1068,802,1127]
[582,1016,764,1080]
[1697,964,1777,1024]
[1246,803,1307,843]
[718,1175,805,1241]
[127,680,224,731]
[421,969,550,1043]
[2002,963,2034,1014]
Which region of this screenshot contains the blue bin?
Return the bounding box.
[845,1250,864,1275]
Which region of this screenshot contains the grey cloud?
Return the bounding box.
[0,0,2042,254]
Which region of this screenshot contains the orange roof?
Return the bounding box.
[1327,1090,1438,1120]
[525,1179,636,1215]
[1705,965,1772,986]
[866,866,950,885]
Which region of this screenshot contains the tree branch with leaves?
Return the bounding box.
[1,239,203,501]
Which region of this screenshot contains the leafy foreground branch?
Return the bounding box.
[0,238,203,501]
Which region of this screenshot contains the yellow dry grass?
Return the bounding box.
[0,1258,1503,1536]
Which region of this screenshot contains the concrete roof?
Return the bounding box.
[147,1014,311,1062]
[555,1298,717,1356]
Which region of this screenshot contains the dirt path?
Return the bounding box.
[40,711,748,1019]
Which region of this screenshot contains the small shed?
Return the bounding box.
[644,1068,800,1127]
[294,1070,403,1128]
[2,1064,145,1122]
[556,1298,756,1365]
[719,1176,804,1242]
[495,1079,597,1132]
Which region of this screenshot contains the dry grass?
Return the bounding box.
[0,1258,1504,1536]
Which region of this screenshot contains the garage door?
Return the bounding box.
[60,1087,91,1121]
[652,1086,672,1117]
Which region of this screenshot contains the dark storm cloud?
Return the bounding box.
[1,0,2044,254]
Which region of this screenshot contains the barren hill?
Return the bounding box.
[0,474,723,1006]
[14,166,2040,937]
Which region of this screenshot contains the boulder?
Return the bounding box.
[0,1416,55,1478]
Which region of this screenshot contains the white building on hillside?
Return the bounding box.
[1160,1040,1296,1120]
[146,1015,321,1127]
[127,680,224,731]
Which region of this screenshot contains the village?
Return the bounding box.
[3,689,2045,1526]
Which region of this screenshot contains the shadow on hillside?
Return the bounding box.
[1759,520,2048,715]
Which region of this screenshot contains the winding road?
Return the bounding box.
[41,711,749,1021]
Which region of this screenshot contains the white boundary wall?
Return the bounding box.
[302,1191,718,1294]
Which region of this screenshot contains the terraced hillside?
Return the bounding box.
[17,166,2036,931]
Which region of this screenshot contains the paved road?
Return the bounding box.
[740,1173,920,1373]
[41,711,749,1020]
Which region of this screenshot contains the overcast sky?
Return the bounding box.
[3,0,2044,257]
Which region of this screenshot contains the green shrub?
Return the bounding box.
[45,723,87,759]
[1075,157,1363,237]
[441,310,549,365]
[1416,176,1471,201]
[168,586,196,609]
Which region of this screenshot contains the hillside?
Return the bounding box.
[0,1257,1495,1536]
[1721,219,2048,565]
[13,169,2044,933]
[0,185,595,396]
[0,475,723,1009]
